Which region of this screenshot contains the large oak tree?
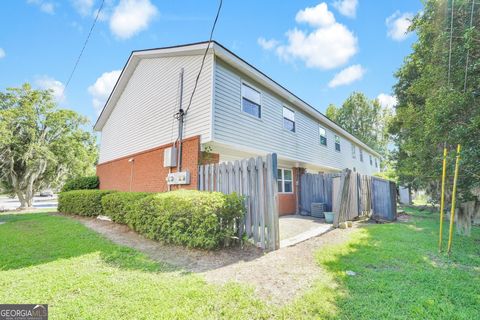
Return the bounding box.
[0,84,97,208]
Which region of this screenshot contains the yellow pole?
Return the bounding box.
[447,144,461,255]
[438,145,447,252]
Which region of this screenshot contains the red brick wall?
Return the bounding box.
[96,136,200,192]
[199,152,220,165]
[278,168,300,216]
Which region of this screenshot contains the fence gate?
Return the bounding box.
[198,153,279,250]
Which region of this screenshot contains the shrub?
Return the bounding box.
[58,189,116,216]
[102,192,151,224]
[62,176,99,192]
[126,190,245,249]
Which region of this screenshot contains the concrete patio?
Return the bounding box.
[279,214,333,248]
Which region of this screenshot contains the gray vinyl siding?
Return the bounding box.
[213,59,379,175]
[99,54,213,163]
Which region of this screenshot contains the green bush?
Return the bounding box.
[126,190,245,249]
[58,189,116,216]
[62,176,99,192]
[102,192,151,224]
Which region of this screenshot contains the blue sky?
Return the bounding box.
[0,0,422,126]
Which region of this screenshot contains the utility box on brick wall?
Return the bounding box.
[164,147,177,167]
[167,171,190,185]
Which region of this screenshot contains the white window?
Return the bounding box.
[283,107,295,132]
[277,168,293,193]
[319,126,327,146]
[359,149,364,162]
[335,135,341,152]
[351,143,356,159]
[241,83,261,118]
[369,155,373,166]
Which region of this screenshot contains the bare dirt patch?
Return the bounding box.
[62,213,359,305]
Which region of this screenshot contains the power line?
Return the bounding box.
[183,0,222,115]
[61,0,105,99]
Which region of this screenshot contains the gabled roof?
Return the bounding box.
[94,40,381,157]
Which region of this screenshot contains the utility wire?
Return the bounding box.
[60,0,105,99]
[183,0,222,115]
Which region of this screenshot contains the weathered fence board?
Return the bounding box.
[371,177,397,221]
[299,173,339,214]
[198,153,279,250]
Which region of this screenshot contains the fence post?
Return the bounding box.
[266,153,279,250]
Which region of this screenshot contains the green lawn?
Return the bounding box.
[0,210,478,319]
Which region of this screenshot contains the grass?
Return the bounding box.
[0,213,270,319]
[0,209,478,319]
[280,206,480,319]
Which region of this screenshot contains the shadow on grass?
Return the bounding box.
[0,213,177,272]
[284,218,480,319]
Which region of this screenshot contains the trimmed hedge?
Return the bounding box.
[127,190,245,249]
[62,176,99,192]
[102,192,151,224]
[58,189,116,216]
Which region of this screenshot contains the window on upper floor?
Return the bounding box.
[319,127,327,146]
[360,149,364,162]
[351,143,356,158]
[283,107,295,132]
[277,168,293,193]
[241,83,261,118]
[335,135,341,152]
[375,158,378,168]
[369,155,373,166]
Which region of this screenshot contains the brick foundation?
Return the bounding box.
[96,136,200,192]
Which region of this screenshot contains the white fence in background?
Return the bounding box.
[198,153,279,250]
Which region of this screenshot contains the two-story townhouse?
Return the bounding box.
[94,41,381,215]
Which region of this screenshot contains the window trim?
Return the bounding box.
[351,143,356,159]
[319,126,328,147]
[359,149,364,162]
[277,168,294,194]
[282,106,296,133]
[240,81,262,119]
[334,135,341,152]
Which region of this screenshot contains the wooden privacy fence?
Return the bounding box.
[371,177,397,221]
[299,173,339,213]
[198,153,279,250]
[300,170,397,223]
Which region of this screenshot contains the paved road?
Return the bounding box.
[0,194,58,211]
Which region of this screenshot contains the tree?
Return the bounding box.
[326,92,392,157]
[0,84,98,208]
[390,0,480,204]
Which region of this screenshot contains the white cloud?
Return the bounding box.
[27,0,55,14]
[377,93,398,109]
[263,3,358,70]
[386,11,414,41]
[257,37,279,50]
[88,70,121,114]
[328,64,365,88]
[0,48,5,59]
[71,0,94,16]
[109,0,158,39]
[295,3,335,27]
[35,76,65,102]
[332,0,358,18]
